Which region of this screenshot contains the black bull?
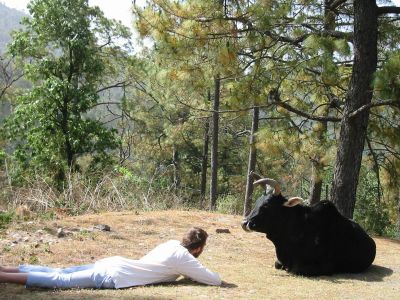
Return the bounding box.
[241,177,376,276]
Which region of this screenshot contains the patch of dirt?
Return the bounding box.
[1,210,399,299]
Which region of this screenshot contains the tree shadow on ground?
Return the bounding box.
[313,265,393,283]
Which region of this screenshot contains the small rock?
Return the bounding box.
[57,228,66,238]
[94,224,111,232]
[216,228,231,234]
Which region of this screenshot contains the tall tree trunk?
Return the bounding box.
[309,160,323,206]
[309,0,338,205]
[243,107,259,217]
[200,96,210,205]
[210,76,220,210]
[397,187,400,238]
[172,147,180,189]
[331,0,378,218]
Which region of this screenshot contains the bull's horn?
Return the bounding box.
[253,178,281,195]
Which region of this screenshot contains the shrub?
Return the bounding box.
[0,210,13,230]
[354,170,394,236]
[216,194,243,215]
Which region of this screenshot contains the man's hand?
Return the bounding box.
[220,280,237,288]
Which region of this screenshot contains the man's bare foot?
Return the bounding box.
[0,271,28,284]
[0,266,20,273]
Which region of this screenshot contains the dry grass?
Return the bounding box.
[1,210,400,300]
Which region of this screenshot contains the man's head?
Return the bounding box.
[181,227,208,258]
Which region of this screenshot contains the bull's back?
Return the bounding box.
[312,201,375,273]
[331,218,376,273]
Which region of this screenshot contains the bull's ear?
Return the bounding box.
[283,197,303,207]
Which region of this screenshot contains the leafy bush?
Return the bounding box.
[0,210,13,230]
[216,194,243,215]
[354,170,394,236]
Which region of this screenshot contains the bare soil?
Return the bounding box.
[1,210,399,300]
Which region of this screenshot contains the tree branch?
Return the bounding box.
[96,81,130,94]
[377,6,400,15]
[268,89,342,122]
[347,99,400,119]
[89,102,121,109]
[175,97,273,114]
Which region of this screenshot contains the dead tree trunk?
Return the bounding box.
[309,0,338,205]
[309,160,323,206]
[397,188,400,238]
[243,107,259,217]
[210,76,220,210]
[200,92,211,205]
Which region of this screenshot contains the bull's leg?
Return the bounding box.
[274,260,285,270]
[290,261,335,276]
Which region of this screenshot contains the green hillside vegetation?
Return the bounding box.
[0,3,26,53]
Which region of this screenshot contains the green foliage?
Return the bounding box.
[0,210,14,230]
[374,50,400,100]
[115,166,148,188]
[216,194,243,215]
[354,168,394,236]
[4,0,131,187]
[0,149,5,162]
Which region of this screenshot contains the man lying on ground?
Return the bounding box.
[0,227,221,289]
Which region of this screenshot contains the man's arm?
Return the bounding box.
[173,254,221,286]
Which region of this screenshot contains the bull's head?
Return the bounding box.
[241,177,303,236]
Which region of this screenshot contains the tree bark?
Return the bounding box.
[331,0,378,218]
[309,160,323,206]
[200,90,210,204]
[210,76,220,210]
[243,107,259,217]
[172,147,180,189]
[397,188,400,238]
[309,0,339,206]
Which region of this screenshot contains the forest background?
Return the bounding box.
[0,0,400,238]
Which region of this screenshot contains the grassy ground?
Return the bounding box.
[1,210,399,300]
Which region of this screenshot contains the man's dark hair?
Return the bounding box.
[181,227,208,251]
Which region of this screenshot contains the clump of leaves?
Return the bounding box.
[216,194,242,215]
[0,211,14,230]
[354,169,394,236]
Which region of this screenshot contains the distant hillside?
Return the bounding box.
[0,2,27,53]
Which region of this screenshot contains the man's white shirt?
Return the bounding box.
[94,240,221,288]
